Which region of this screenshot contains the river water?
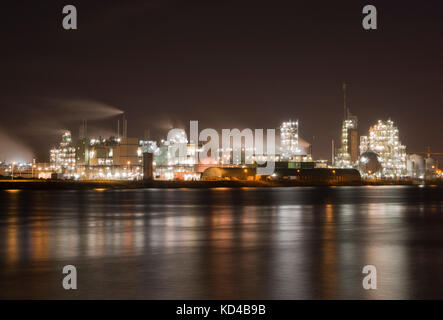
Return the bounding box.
[1,186,443,299]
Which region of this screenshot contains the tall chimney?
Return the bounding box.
[79,120,88,139]
[122,114,127,138]
[144,129,150,140]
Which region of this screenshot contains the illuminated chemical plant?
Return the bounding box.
[4,105,440,182]
[50,131,76,176]
[359,119,407,178]
[280,120,302,160]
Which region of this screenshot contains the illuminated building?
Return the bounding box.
[152,129,200,180]
[279,120,312,163]
[335,84,358,168]
[359,119,406,178]
[68,116,142,180]
[280,120,301,160]
[48,121,143,180]
[0,161,51,179]
[50,131,76,177]
[34,163,52,179]
[76,136,142,180]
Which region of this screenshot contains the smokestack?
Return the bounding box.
[117,119,120,139]
[144,129,150,141]
[79,120,88,139]
[122,114,127,138]
[143,152,154,180]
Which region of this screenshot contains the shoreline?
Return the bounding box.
[0,179,440,190]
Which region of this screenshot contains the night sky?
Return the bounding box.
[1,0,442,162]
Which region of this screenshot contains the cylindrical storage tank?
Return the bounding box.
[406,159,414,175]
[417,157,425,173]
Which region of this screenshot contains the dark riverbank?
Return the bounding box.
[0,179,369,190]
[0,178,435,190]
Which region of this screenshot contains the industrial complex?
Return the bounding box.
[0,86,441,184]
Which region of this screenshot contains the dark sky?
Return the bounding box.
[1,0,442,162]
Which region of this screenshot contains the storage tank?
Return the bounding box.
[407,154,425,178]
[359,151,381,175]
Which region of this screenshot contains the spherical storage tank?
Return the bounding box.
[359,151,381,175]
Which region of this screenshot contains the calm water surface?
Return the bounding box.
[1,186,443,299]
